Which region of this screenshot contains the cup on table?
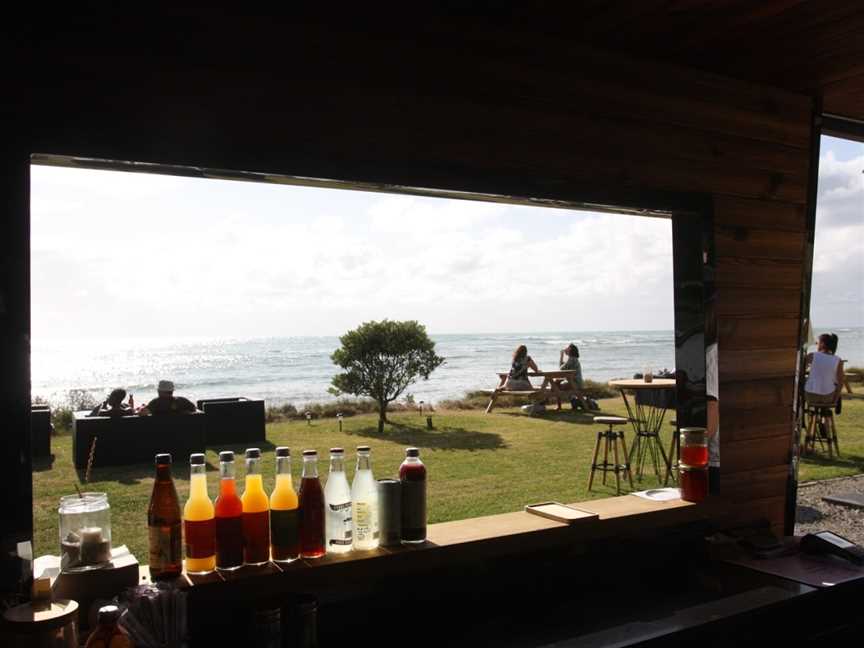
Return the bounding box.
[644,368,653,383]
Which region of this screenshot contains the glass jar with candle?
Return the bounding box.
[58,492,112,572]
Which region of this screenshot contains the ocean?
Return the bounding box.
[32,328,864,408]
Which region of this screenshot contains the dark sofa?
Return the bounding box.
[72,411,206,469]
[196,397,266,446]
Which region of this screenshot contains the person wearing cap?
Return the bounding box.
[138,380,197,416]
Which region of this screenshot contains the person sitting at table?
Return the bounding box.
[804,333,843,406]
[139,380,197,416]
[88,388,135,417]
[498,345,540,390]
[558,344,589,410]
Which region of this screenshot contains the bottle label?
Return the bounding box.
[327,501,352,545]
[354,501,374,542]
[149,523,181,571]
[401,480,427,537]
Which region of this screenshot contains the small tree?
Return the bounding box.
[331,320,444,433]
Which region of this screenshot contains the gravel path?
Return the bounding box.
[795,474,864,545]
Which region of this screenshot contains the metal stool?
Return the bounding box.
[664,419,680,485]
[588,416,634,494]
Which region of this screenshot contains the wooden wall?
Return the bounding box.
[4,19,814,537]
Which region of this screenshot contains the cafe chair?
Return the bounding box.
[588,416,634,495]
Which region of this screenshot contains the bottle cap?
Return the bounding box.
[245,448,261,459]
[406,447,420,457]
[275,447,290,458]
[219,451,235,462]
[97,604,121,624]
[190,453,205,465]
[330,447,344,454]
[302,449,317,457]
[155,453,172,464]
[356,445,371,452]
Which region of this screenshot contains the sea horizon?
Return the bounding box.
[32,327,864,408]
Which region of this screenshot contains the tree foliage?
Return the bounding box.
[331,320,444,432]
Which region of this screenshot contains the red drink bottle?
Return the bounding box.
[298,450,326,558]
[399,447,427,544]
[214,451,244,570]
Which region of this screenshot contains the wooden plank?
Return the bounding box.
[718,348,797,381]
[715,495,787,531]
[714,226,805,260]
[715,258,803,290]
[722,421,793,445]
[716,288,801,318]
[822,73,864,119]
[713,195,807,232]
[718,318,801,350]
[721,434,792,473]
[719,465,789,501]
[720,378,795,409]
[721,405,793,433]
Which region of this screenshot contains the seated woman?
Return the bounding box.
[558,343,587,409]
[498,345,539,391]
[88,388,134,417]
[805,333,843,406]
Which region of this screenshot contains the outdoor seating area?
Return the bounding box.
[72,411,206,469]
[484,370,583,413]
[195,397,266,445]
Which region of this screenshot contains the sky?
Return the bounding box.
[30,135,862,340]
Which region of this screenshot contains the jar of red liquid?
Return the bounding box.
[679,464,708,502]
[680,427,708,468]
[399,447,427,544]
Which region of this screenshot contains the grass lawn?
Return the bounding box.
[32,389,864,563]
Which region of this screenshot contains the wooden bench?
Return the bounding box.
[484,370,582,413]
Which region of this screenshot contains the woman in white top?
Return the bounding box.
[805,333,843,405]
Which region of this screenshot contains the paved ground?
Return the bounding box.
[795,474,864,545]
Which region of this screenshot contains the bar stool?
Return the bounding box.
[588,416,634,494]
[803,401,840,457]
[664,419,680,485]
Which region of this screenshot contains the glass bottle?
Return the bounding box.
[242,448,271,565]
[299,450,326,558]
[148,453,182,579]
[270,447,299,562]
[680,427,709,467]
[324,447,352,553]
[183,453,215,574]
[351,445,379,550]
[84,604,132,648]
[399,447,427,544]
[214,451,243,570]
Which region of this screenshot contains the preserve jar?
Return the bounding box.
[679,464,708,503]
[680,427,708,467]
[59,492,112,571]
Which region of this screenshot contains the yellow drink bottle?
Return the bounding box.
[241,448,271,564]
[183,453,216,573]
[270,447,300,561]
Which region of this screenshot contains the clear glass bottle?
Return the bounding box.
[58,492,112,572]
[324,447,352,553]
[242,448,271,565]
[351,446,379,550]
[270,447,299,562]
[184,453,215,574]
[299,450,325,558]
[399,447,427,544]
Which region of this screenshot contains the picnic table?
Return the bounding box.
[608,378,676,482]
[484,370,582,413]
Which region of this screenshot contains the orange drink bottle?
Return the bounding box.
[214,451,243,570]
[241,448,271,565]
[183,453,216,573]
[270,447,300,562]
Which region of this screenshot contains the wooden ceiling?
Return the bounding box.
[482,0,864,119]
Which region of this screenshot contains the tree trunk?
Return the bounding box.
[378,401,388,433]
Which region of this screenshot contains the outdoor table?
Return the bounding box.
[607,378,676,482]
[485,370,582,413]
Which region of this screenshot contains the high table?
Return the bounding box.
[607,378,676,482]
